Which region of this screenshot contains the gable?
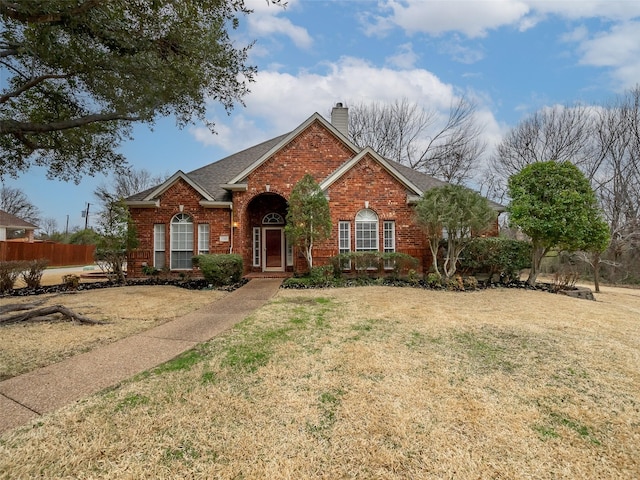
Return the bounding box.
[325,153,416,205]
[243,121,357,195]
[227,114,359,186]
[321,147,423,198]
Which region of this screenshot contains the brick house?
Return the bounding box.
[0,209,37,242]
[125,104,502,277]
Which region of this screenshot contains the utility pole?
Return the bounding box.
[83,203,90,229]
[65,215,69,236]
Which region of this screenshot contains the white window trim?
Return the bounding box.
[170,213,194,270]
[253,227,261,267]
[286,238,294,267]
[198,224,210,255]
[383,220,396,269]
[338,221,351,269]
[153,224,165,268]
[355,209,379,252]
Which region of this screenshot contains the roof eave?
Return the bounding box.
[125,200,160,208]
[142,170,215,202]
[220,183,248,191]
[199,201,233,209]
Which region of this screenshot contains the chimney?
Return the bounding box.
[331,102,349,137]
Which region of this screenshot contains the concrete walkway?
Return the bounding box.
[0,278,283,435]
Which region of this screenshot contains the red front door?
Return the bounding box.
[264,228,284,271]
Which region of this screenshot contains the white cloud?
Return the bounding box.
[368,0,531,38]
[247,15,313,49]
[573,21,640,89]
[438,36,485,64]
[529,0,640,21]
[366,0,640,38]
[193,57,502,162]
[386,43,419,68]
[243,0,312,50]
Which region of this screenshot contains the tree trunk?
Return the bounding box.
[593,251,601,293]
[305,242,313,270]
[428,238,441,277]
[0,304,106,325]
[527,246,546,285]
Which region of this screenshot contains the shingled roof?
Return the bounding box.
[126,114,504,212]
[127,133,289,203]
[0,209,38,229]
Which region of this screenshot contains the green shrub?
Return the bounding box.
[458,237,532,283]
[463,275,478,290]
[141,264,160,276]
[330,252,419,279]
[195,254,243,286]
[426,272,442,288]
[381,252,420,279]
[0,260,25,293]
[309,265,334,282]
[62,274,80,290]
[21,259,49,289]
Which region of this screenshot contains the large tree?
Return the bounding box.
[508,161,609,286]
[591,88,640,276]
[415,184,496,279]
[348,96,485,185]
[0,182,40,224]
[0,0,275,182]
[285,174,332,270]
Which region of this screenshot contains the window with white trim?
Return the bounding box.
[198,224,210,255]
[154,224,165,268]
[355,209,378,251]
[383,220,396,269]
[286,239,294,267]
[170,213,193,269]
[338,221,351,269]
[262,212,285,224]
[252,227,261,267]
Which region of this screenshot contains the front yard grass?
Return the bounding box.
[1,285,639,478]
[0,286,226,380]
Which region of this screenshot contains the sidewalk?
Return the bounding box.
[0,278,283,435]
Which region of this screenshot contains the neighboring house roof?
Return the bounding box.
[0,209,37,229]
[126,112,505,212]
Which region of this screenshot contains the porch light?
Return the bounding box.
[233,221,239,228]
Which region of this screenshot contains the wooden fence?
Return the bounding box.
[0,241,95,267]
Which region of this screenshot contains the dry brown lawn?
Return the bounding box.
[1,284,639,479]
[0,285,227,380]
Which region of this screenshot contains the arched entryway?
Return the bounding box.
[245,193,290,272]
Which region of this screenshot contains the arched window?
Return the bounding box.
[355,209,378,251]
[262,212,285,224]
[170,213,193,269]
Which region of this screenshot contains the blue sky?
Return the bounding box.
[9,0,640,232]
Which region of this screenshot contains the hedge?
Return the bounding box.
[193,254,243,286]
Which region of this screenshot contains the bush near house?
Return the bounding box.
[0,261,24,293]
[456,238,532,283]
[0,259,49,292]
[21,259,49,289]
[330,252,419,279]
[193,254,243,286]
